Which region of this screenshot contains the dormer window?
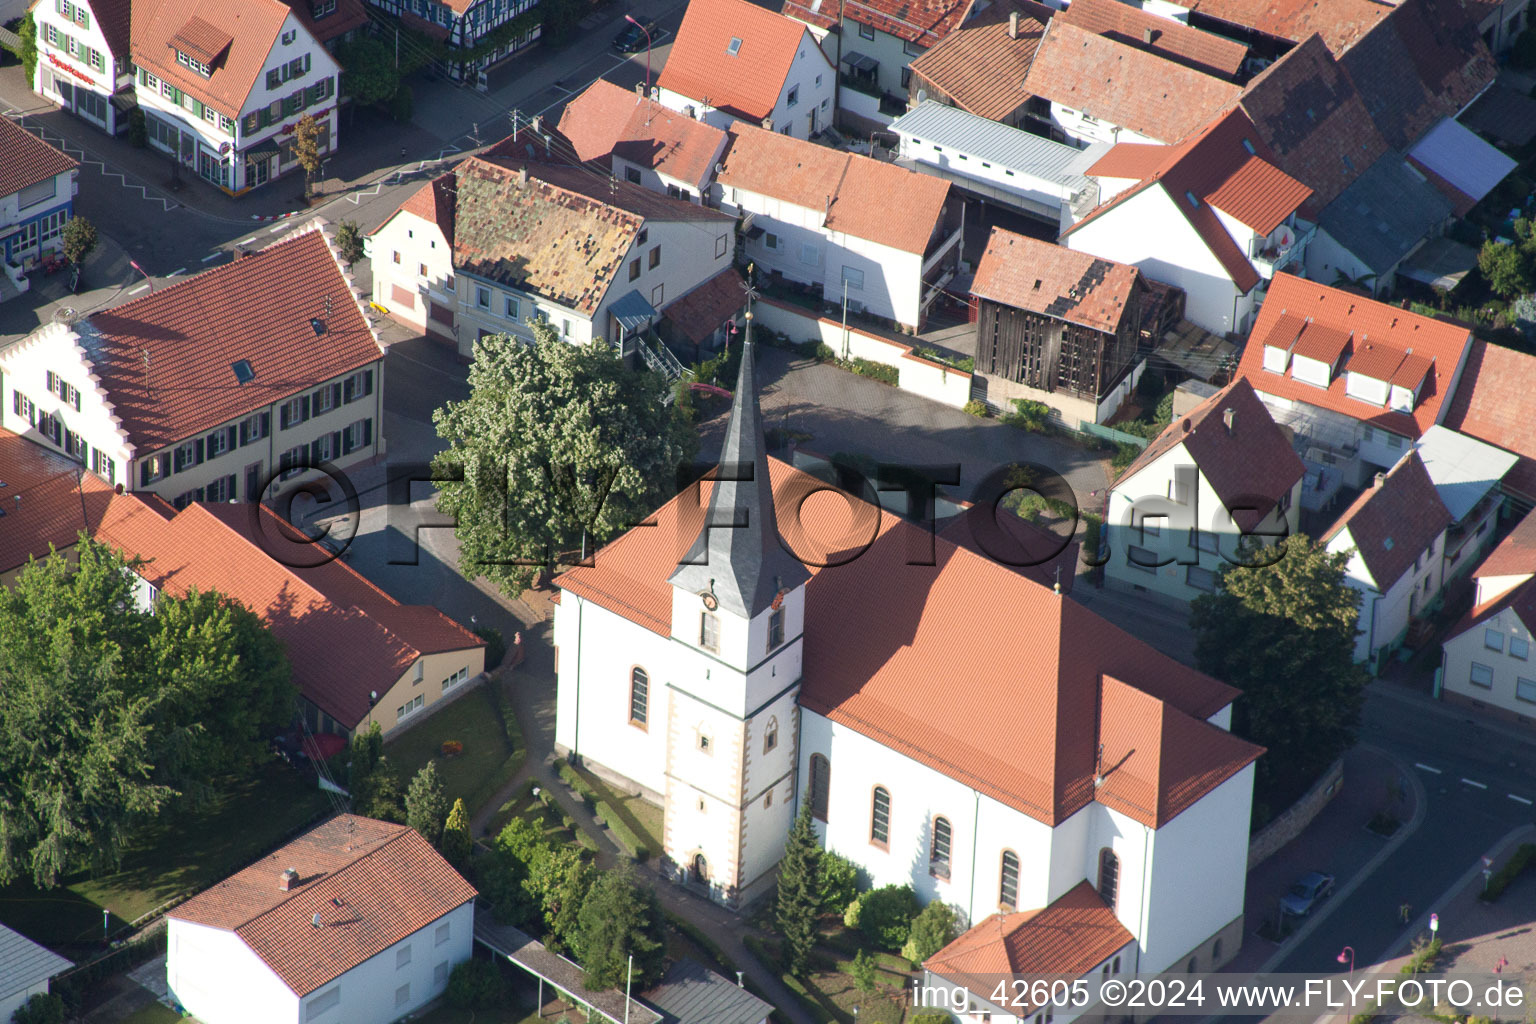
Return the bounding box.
[726,37,742,55]
[176,50,212,77]
[312,0,336,15]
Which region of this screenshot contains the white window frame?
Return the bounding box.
[1470,662,1494,689]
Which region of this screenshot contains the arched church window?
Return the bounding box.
[809,754,830,821]
[629,667,648,727]
[870,786,891,848]
[930,816,952,879]
[999,850,1019,910]
[1099,848,1119,911]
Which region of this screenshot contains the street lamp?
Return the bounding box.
[625,15,654,96]
[1337,946,1354,978]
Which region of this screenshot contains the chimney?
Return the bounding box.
[1143,26,1156,43]
[1374,471,1387,488]
[761,117,774,131]
[279,867,299,891]
[312,913,322,929]
[1009,10,1019,37]
[1223,407,1236,434]
[530,115,542,134]
[517,165,529,189]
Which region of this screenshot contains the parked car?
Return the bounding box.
[613,20,655,52]
[1280,871,1335,916]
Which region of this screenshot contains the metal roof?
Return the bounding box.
[1413,424,1518,522]
[1409,116,1517,205]
[475,917,662,1024]
[889,101,1109,194]
[642,959,773,1024]
[0,925,71,1003]
[611,289,660,333]
[1316,153,1452,275]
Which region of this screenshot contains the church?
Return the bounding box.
[551,307,1263,984]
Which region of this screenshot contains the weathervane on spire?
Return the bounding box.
[743,262,759,345]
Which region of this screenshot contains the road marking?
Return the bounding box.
[128,284,149,295]
[269,222,293,233]
[1414,762,1443,774]
[201,251,223,262]
[1462,778,1488,789]
[240,237,257,245]
[167,267,185,277]
[1511,794,1533,806]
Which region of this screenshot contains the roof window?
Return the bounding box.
[727,37,742,55]
[231,360,255,384]
[1241,138,1256,155]
[1185,190,1199,207]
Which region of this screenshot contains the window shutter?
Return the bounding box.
[331,383,342,409]
[46,371,56,393]
[72,387,80,411]
[330,431,341,458]
[361,418,372,446]
[279,403,289,429]
[301,394,310,420]
[194,438,205,465]
[260,412,270,437]
[226,426,238,452]
[140,460,151,486]
[173,446,184,472]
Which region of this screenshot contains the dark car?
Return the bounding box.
[613,20,655,52]
[1279,871,1335,916]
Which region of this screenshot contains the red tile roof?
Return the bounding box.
[1067,108,1310,295]
[0,429,119,576]
[93,500,482,728]
[1236,274,1472,439]
[0,116,78,202]
[557,458,1254,828]
[279,0,369,44]
[1204,154,1315,235]
[1441,339,1536,504]
[717,123,952,254]
[1324,451,1451,589]
[1473,511,1536,580]
[1187,0,1395,52]
[391,172,456,246]
[1344,339,1409,382]
[1084,142,1166,180]
[70,225,381,452]
[662,268,746,345]
[781,0,842,31]
[1057,0,1248,78]
[133,0,298,119]
[657,0,819,123]
[169,815,476,996]
[937,503,1079,593]
[86,0,134,57]
[1288,319,1351,365]
[905,0,1053,122]
[1236,34,1390,214]
[1115,377,1304,533]
[971,228,1142,335]
[169,14,235,64]
[558,79,728,190]
[1024,20,1241,143]
[925,882,1132,997]
[841,0,974,45]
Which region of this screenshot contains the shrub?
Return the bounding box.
[127,108,147,148]
[1480,843,1536,902]
[850,949,877,993]
[963,399,991,418]
[857,883,920,951]
[843,895,862,929]
[819,851,862,915]
[902,901,960,966]
[1111,443,1142,472]
[816,342,837,361]
[441,739,464,757]
[1154,390,1175,425]
[335,220,365,268]
[912,1015,952,1024]
[1002,398,1051,432]
[848,357,899,385]
[476,626,507,669]
[555,759,599,808]
[12,994,64,1024]
[595,799,649,861]
[446,958,505,1009]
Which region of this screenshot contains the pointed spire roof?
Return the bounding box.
[667,313,811,617]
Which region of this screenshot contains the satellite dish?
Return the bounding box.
[1275,225,1295,251]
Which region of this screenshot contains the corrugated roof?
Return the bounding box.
[657,0,817,123]
[717,123,952,254]
[1237,274,1472,439]
[1441,339,1536,504]
[1058,0,1248,78]
[971,227,1141,334]
[1412,423,1517,522]
[0,924,72,1002]
[169,816,476,997]
[1324,451,1452,589]
[1024,19,1241,144]
[905,0,1053,122]
[1317,152,1453,276]
[642,959,773,1024]
[1407,117,1516,207]
[890,101,1100,195]
[0,115,78,201]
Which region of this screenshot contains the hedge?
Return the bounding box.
[594,799,649,861]
[1480,843,1536,902]
[554,758,599,808]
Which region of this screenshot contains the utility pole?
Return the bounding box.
[841,277,850,360]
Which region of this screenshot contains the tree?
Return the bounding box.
[819,850,861,915]
[61,216,97,267]
[358,756,405,822]
[406,761,449,843]
[572,865,666,991]
[335,220,365,268]
[524,842,594,952]
[433,325,697,594]
[11,994,64,1024]
[1479,239,1531,299]
[857,884,920,951]
[440,797,472,867]
[293,114,322,198]
[337,36,401,107]
[1190,533,1368,821]
[902,901,959,966]
[479,818,547,925]
[850,949,877,994]
[446,959,505,1010]
[0,540,294,887]
[776,804,822,976]
[17,16,36,86]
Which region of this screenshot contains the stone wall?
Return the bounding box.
[1247,758,1345,869]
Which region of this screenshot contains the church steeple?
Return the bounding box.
[667,300,810,618]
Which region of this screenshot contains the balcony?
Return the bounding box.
[1250,221,1316,279]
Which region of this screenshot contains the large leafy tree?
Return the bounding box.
[337,36,401,107]
[524,842,594,953]
[433,323,696,594]
[573,864,666,991]
[776,804,822,976]
[1190,534,1368,822]
[0,540,294,887]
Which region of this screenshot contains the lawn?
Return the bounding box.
[0,760,329,948]
[119,1003,182,1024]
[483,783,591,852]
[567,763,664,859]
[386,680,524,819]
[746,930,912,1024]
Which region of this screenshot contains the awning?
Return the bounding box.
[841,50,878,73]
[610,289,659,334]
[1409,117,1516,206]
[110,92,137,113]
[245,135,282,157]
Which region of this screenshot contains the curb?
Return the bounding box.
[1381,822,1536,962]
[250,208,308,221]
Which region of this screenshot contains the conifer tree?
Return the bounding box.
[440,798,472,868]
[776,803,822,976]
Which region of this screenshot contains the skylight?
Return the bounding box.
[231,359,255,384]
[727,37,743,55]
[1241,138,1256,155]
[1185,190,1199,207]
[310,318,327,336]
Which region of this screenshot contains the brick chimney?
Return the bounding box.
[279,867,300,891]
[1009,10,1019,38]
